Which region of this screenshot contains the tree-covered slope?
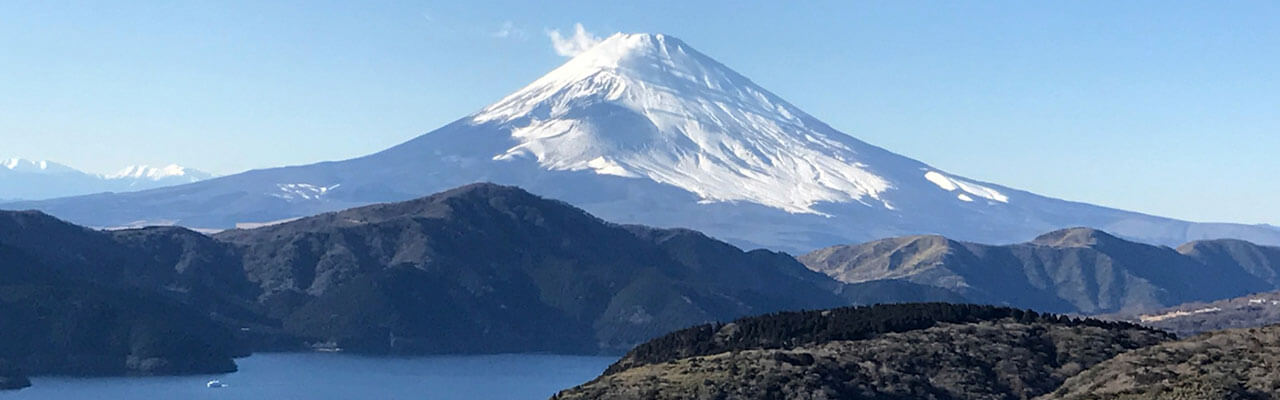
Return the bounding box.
[555,303,1170,400]
[0,359,29,390]
[0,241,242,378]
[213,183,854,353]
[1042,324,1280,399]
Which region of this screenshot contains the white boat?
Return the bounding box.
[206,380,227,388]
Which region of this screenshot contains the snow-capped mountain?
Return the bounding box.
[474,34,896,214]
[1,158,82,175]
[5,33,1278,251]
[0,158,212,200]
[105,164,213,185]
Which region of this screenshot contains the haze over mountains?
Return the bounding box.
[0,158,212,200]
[4,33,1277,252]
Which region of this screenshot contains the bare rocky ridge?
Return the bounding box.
[801,229,1280,314]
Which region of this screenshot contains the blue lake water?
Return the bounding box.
[1,353,615,399]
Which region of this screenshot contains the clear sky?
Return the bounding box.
[1,1,1277,225]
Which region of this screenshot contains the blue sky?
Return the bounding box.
[1,1,1277,225]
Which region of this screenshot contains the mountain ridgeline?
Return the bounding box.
[0,183,962,384]
[801,229,1280,315]
[211,183,853,353]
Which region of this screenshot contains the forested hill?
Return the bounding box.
[1045,324,1280,399]
[557,303,1171,400]
[605,302,1163,374]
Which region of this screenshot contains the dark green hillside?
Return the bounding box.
[0,210,265,327]
[214,183,850,354]
[0,242,241,377]
[607,303,1159,374]
[0,359,28,390]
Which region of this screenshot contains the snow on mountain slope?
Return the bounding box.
[476,34,892,214]
[5,33,1279,252]
[923,171,1008,203]
[2,158,81,175]
[106,164,213,182]
[0,158,213,200]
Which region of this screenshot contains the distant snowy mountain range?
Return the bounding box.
[5,33,1278,252]
[0,158,212,200]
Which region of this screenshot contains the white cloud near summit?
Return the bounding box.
[547,23,601,57]
[492,21,525,39]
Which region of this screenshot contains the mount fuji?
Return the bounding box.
[6,33,1278,252]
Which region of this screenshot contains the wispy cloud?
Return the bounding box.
[492,21,526,40]
[547,23,601,57]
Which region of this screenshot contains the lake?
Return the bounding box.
[0,353,615,399]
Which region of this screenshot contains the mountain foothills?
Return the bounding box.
[553,303,1172,400]
[0,183,964,389]
[1100,237,1280,337]
[800,229,1280,315]
[5,33,1278,253]
[0,158,212,201]
[1112,289,1280,338]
